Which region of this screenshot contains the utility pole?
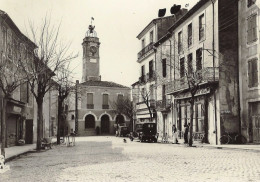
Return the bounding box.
[75,80,79,134]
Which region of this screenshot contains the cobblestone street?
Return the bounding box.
[1,136,260,182]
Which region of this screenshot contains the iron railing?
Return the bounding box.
[166,67,219,94]
[137,42,154,60]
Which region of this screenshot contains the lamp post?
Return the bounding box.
[75,80,79,134]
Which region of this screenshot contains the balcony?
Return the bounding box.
[146,72,156,82]
[139,75,146,84]
[137,42,154,61]
[87,104,94,109]
[102,104,109,109]
[166,67,219,94]
[136,99,155,108]
[156,99,171,110]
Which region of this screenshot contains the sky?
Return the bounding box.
[1,0,198,87]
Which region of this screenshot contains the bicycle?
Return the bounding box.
[219,132,247,144]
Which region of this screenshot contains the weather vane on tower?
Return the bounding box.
[89,17,95,34]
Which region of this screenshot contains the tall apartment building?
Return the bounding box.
[239,0,260,143]
[67,23,131,136]
[154,0,240,144]
[132,10,187,134]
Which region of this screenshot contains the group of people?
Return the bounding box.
[172,123,190,144]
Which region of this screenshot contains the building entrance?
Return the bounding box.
[249,102,260,143]
[101,115,110,134]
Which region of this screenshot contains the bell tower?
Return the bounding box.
[82,19,101,82]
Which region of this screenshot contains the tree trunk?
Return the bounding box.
[36,98,43,150]
[189,97,195,147]
[1,98,7,157]
[57,96,62,145]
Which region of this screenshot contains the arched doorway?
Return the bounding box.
[85,115,95,129]
[116,114,125,126]
[101,115,110,134]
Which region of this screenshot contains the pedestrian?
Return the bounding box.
[172,124,178,144]
[184,123,190,144]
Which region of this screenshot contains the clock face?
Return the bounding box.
[90,46,97,54]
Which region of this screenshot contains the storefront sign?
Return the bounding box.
[13,106,22,113]
[175,88,210,100]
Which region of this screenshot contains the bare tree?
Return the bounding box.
[0,56,27,156]
[163,36,220,146]
[56,66,74,144]
[111,96,135,131]
[19,16,77,150]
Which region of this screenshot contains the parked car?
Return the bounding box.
[118,126,129,137]
[138,122,157,143]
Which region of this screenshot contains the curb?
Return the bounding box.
[195,144,260,153]
[5,149,36,163]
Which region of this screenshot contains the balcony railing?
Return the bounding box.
[139,75,146,84]
[156,99,171,110]
[87,104,94,109]
[166,67,219,94]
[102,104,109,109]
[146,72,156,82]
[137,42,154,60]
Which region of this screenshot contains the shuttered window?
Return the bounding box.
[188,23,192,47]
[248,58,258,88]
[247,14,257,43]
[118,94,123,102]
[188,53,193,75]
[196,48,202,71]
[180,57,185,78]
[162,58,167,77]
[103,94,108,105]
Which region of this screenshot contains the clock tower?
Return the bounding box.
[82,22,101,82]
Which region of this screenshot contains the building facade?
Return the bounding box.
[133,0,241,145]
[161,0,240,144]
[67,24,131,136]
[0,10,59,148]
[132,10,187,138]
[239,0,260,143]
[0,10,36,147]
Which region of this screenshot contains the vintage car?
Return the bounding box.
[118,126,129,137]
[137,122,157,143]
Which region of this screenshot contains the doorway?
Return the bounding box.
[25,119,33,144]
[101,115,110,134]
[249,102,260,143]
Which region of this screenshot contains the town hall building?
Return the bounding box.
[66,22,131,136]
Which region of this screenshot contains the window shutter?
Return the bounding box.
[103,94,108,105]
[248,60,252,87]
[252,15,257,41]
[253,59,258,87]
[87,93,93,104]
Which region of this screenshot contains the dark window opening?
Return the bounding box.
[162,58,167,77]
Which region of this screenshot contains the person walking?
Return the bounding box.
[172,124,178,144]
[184,123,190,144]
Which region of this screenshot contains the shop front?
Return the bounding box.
[173,87,213,143]
[6,98,26,147]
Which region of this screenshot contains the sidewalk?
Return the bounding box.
[3,137,58,162]
[4,144,35,162]
[161,137,260,152]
